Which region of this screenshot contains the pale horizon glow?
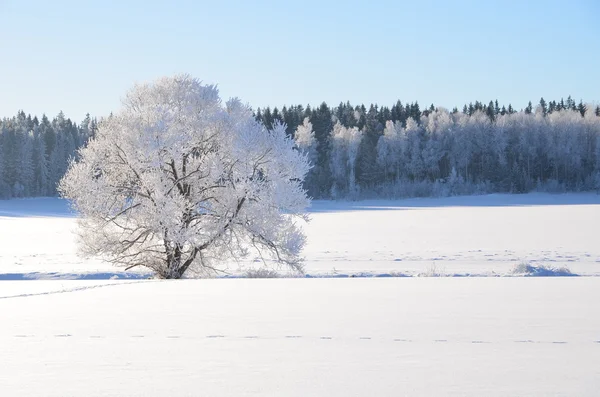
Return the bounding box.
[0,0,599,122]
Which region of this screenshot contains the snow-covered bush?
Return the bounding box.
[60,75,310,279]
[244,268,281,278]
[510,263,575,277]
[418,263,447,277]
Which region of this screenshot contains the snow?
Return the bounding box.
[2,193,600,278]
[1,278,599,396]
[304,193,600,277]
[1,194,600,395]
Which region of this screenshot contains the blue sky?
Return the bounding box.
[1,0,598,121]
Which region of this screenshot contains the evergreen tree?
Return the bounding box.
[32,127,49,196]
[468,103,475,116]
[310,102,334,197]
[559,98,566,110]
[539,98,548,116]
[356,104,384,188]
[566,96,576,110]
[486,100,496,121]
[577,101,586,117]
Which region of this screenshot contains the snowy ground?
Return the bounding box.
[1,194,600,395]
[1,193,600,278]
[1,278,599,396]
[306,193,600,277]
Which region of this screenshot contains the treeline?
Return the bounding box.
[257,97,600,198]
[2,96,600,200]
[0,111,96,198]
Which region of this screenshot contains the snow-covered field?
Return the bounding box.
[2,193,600,278]
[1,278,599,396]
[1,194,600,396]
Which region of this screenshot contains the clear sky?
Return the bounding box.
[1,0,598,122]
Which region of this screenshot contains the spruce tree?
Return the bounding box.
[577,101,586,117]
[539,98,548,116]
[486,100,496,121]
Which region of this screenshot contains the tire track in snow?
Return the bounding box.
[9,334,596,344]
[0,280,156,300]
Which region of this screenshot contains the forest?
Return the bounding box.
[1,97,599,199]
[0,111,96,198]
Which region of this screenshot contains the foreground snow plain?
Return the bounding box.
[1,194,600,396]
[1,278,599,396]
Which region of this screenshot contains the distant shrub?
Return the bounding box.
[418,263,447,277]
[510,262,576,277]
[244,268,281,278]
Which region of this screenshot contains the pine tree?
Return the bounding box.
[577,101,586,117]
[310,102,334,197]
[468,103,475,115]
[254,108,263,123]
[539,98,548,116]
[262,107,273,130]
[566,96,576,110]
[0,126,8,198]
[356,104,384,188]
[32,127,49,196]
[486,100,496,121]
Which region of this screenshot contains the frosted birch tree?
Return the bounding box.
[60,75,310,279]
[377,120,405,181]
[330,122,362,197]
[294,117,318,165]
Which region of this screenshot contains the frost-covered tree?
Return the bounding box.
[329,122,362,197]
[405,117,425,179]
[60,75,310,279]
[294,117,317,166]
[421,108,451,180]
[376,120,405,181]
[451,113,474,181]
[294,117,318,195]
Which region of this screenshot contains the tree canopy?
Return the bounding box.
[59,75,310,279]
